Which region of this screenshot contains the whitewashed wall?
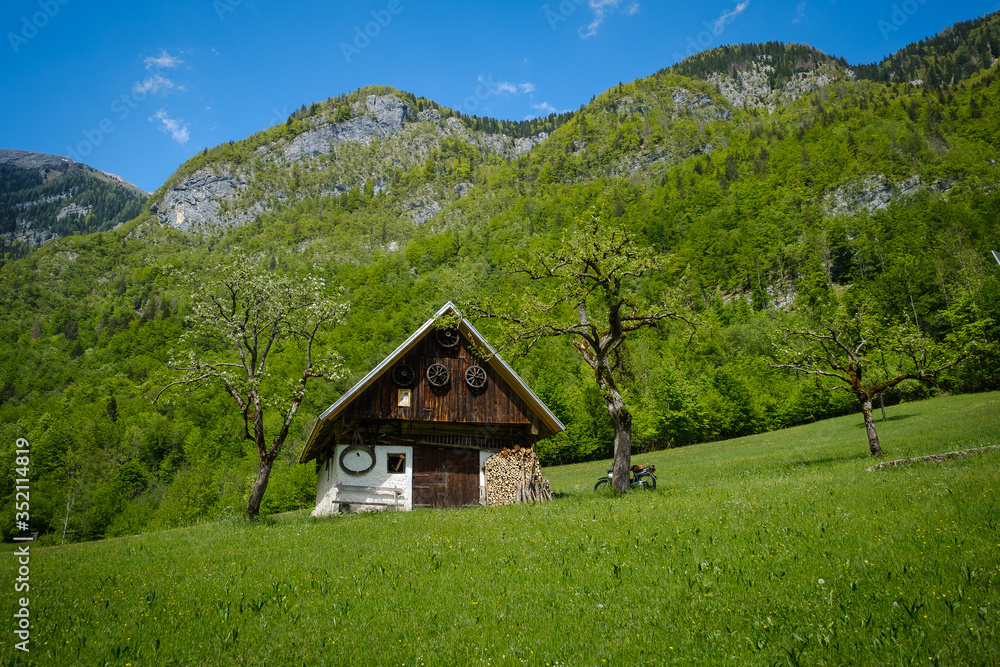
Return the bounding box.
[313,444,413,516]
[479,450,494,505]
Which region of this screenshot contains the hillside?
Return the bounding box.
[0,149,147,257]
[853,11,1000,84]
[1,13,999,544]
[4,393,997,665]
[146,87,570,230]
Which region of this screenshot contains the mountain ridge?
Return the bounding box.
[146,89,563,231]
[0,149,148,198]
[143,13,1000,232]
[0,149,148,251]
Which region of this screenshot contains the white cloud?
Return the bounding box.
[144,49,184,70]
[467,75,548,118]
[134,49,187,96]
[133,74,183,96]
[714,0,750,32]
[580,0,636,39]
[477,75,535,97]
[793,1,807,22]
[151,108,190,144]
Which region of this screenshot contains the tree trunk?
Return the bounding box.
[861,398,884,457]
[601,383,633,492]
[246,457,275,518]
[61,491,75,545]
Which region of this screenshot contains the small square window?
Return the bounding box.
[397,389,411,407]
[387,453,406,473]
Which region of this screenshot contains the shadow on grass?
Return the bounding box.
[855,414,912,427]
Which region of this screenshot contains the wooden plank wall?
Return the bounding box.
[342,329,535,426]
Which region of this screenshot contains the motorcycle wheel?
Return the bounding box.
[635,473,657,490]
[594,478,610,491]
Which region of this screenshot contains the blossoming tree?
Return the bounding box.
[154,252,348,516]
[466,206,691,492]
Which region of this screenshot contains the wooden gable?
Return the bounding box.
[342,328,534,426]
[299,302,565,464]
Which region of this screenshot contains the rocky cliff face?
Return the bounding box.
[150,168,259,231]
[283,94,418,161]
[822,175,941,217]
[151,93,551,230]
[707,60,852,111]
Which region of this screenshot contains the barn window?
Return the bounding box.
[387,453,406,473]
[397,389,411,407]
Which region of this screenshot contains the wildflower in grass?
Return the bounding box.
[818,579,825,585]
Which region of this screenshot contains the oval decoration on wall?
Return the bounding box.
[339,444,376,475]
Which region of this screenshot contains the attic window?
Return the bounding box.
[387,453,406,473]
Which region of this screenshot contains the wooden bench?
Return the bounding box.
[334,484,405,510]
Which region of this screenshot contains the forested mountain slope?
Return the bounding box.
[0,149,147,258]
[1,16,999,544]
[147,87,570,230]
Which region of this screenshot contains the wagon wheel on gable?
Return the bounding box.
[435,327,460,348]
[391,362,415,387]
[426,363,450,387]
[465,364,487,389]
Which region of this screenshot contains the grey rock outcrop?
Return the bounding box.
[478,132,549,159]
[824,175,922,217]
[436,116,547,159]
[405,196,443,224]
[56,203,92,220]
[283,94,417,161]
[707,61,850,112]
[153,168,255,230]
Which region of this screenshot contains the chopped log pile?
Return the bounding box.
[485,446,554,505]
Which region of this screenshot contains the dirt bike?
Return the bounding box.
[594,464,656,490]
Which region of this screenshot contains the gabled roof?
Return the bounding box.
[298,302,565,463]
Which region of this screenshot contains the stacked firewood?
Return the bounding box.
[484,446,553,506]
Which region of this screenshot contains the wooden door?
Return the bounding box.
[412,447,479,508]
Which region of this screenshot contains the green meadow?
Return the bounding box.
[3,392,998,666]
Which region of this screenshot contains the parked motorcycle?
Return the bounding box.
[594,464,656,490]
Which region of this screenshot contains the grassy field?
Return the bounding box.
[3,392,998,665]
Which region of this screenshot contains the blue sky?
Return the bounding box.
[1,0,995,192]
